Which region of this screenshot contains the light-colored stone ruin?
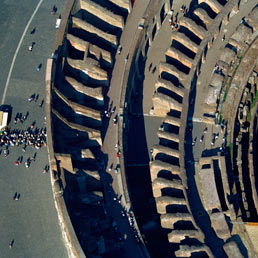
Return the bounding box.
[147,1,258,257]
[65,76,104,102]
[46,0,258,257]
[46,0,131,256]
[80,0,124,29]
[71,16,118,47]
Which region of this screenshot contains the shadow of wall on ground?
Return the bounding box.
[61,157,131,257]
[184,75,228,258]
[124,56,174,257]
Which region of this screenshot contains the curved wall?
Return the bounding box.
[45,0,86,257]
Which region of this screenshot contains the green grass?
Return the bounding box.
[246,90,258,122]
[251,90,258,109]
[247,112,251,122]
[223,88,229,103]
[219,114,223,124]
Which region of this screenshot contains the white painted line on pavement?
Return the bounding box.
[1,0,44,105]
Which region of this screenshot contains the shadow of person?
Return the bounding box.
[30,27,36,34]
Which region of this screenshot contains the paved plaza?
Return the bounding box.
[0,1,68,257]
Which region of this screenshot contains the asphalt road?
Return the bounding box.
[0,1,68,257]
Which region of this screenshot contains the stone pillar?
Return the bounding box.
[164,1,169,13]
[222,13,229,26]
[208,40,212,49]
[229,4,239,19]
[214,28,219,40]
[156,15,161,31]
[202,53,206,64]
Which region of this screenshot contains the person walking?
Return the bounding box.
[36,64,42,71]
[39,99,44,107]
[28,96,34,102]
[9,240,14,249]
[13,192,20,201]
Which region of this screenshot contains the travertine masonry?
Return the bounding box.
[72,16,118,46]
[80,0,124,29]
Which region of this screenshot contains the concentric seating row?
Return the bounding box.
[148,0,258,257]
[203,5,258,123]
[48,0,130,256]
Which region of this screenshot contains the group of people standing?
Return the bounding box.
[168,5,189,31]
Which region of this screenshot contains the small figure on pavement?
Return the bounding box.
[30,27,36,34]
[117,45,122,54]
[124,54,129,63]
[43,165,49,173]
[113,115,118,125]
[14,159,20,166]
[30,121,35,129]
[192,137,197,146]
[36,64,42,71]
[51,5,57,15]
[149,62,152,71]
[22,114,27,122]
[28,42,35,52]
[9,240,14,249]
[34,94,39,102]
[13,192,20,201]
[28,94,35,102]
[4,148,9,158]
[25,161,30,168]
[39,99,44,108]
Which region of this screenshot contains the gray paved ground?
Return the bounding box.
[0,1,68,258]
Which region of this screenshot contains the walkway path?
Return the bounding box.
[101,1,151,257]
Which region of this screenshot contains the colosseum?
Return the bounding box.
[45,0,258,257]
